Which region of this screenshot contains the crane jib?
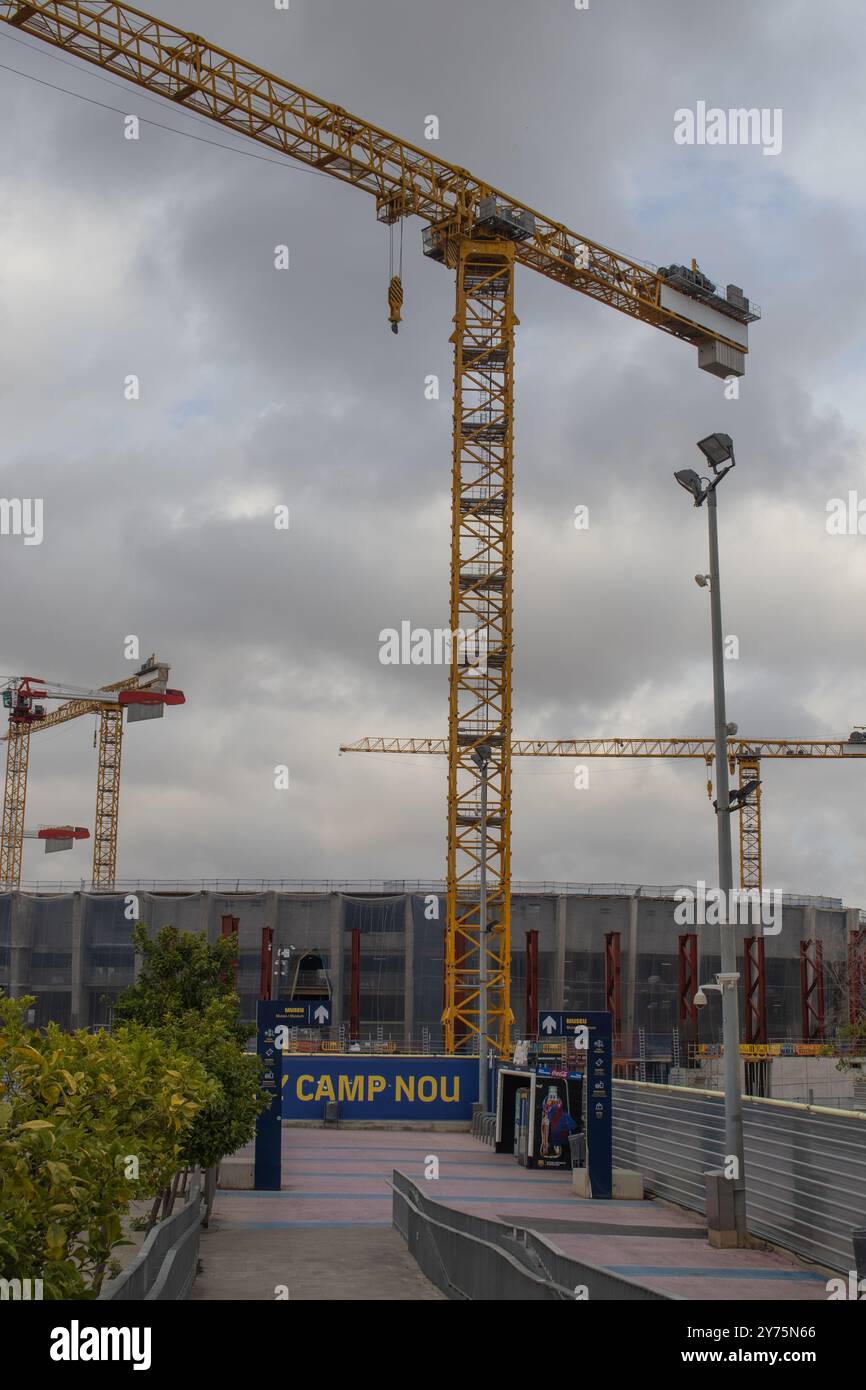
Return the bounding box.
[0,0,757,370]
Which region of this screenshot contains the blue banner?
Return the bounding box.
[282,1055,479,1121]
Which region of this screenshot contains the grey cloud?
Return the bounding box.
[2,0,865,900]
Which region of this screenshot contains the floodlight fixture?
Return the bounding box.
[674,468,707,505]
[696,432,735,472]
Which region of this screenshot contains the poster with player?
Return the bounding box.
[532,1072,581,1169]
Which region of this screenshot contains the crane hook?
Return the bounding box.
[388,274,403,334]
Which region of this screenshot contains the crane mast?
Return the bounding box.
[448,238,516,1050]
[737,754,762,890]
[0,712,31,890]
[1,0,759,1054]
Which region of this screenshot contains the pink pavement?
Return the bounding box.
[210,1128,830,1302]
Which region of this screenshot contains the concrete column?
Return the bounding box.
[329,893,344,1026]
[404,893,414,1042]
[199,889,212,942]
[10,891,27,999]
[623,893,639,1052]
[804,904,817,942]
[70,892,84,1031]
[133,894,148,983]
[267,890,279,999]
[554,894,567,1006]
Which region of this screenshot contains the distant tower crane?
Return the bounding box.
[23,824,90,854]
[0,661,184,888]
[0,0,759,1054]
[340,733,866,893]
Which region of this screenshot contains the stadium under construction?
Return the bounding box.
[4,883,864,1091]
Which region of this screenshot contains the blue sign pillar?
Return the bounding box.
[584,1012,613,1200]
[537,1009,613,1199]
[254,1000,284,1190]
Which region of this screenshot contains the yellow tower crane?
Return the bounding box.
[340,734,866,893]
[0,656,177,889]
[0,0,759,1054]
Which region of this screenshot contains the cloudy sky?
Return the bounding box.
[1,0,865,902]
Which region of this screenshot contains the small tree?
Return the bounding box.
[835,1016,866,1072]
[114,926,268,1183]
[112,924,247,1042]
[167,998,267,1171]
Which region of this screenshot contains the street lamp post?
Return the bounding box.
[472,744,491,1110]
[675,433,747,1244]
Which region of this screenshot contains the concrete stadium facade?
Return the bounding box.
[0,883,858,1047]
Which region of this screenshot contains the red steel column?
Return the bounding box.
[220,913,239,987]
[525,929,539,1040]
[604,930,622,1048]
[678,933,698,1048]
[743,936,767,1044]
[350,926,361,1040]
[849,929,866,1026]
[259,926,273,1001]
[800,938,825,1041]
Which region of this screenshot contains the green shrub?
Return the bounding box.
[0,995,216,1298]
[113,925,269,1169]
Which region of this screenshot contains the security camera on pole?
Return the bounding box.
[674,433,747,1244]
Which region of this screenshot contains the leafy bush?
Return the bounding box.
[113,925,268,1171]
[163,998,267,1171]
[112,924,247,1041]
[0,995,216,1298]
[836,1015,866,1072]
[0,925,268,1298]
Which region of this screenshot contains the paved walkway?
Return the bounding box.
[192,1224,443,1300]
[193,1128,830,1301]
[192,1130,447,1300]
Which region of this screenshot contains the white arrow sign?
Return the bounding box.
[541,1015,557,1035]
[314,1004,330,1025]
[573,1025,589,1051]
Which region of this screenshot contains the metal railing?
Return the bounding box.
[613,1080,866,1273]
[392,1170,673,1301]
[279,1034,447,1055]
[99,1170,206,1301]
[4,879,847,908]
[268,1030,865,1063]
